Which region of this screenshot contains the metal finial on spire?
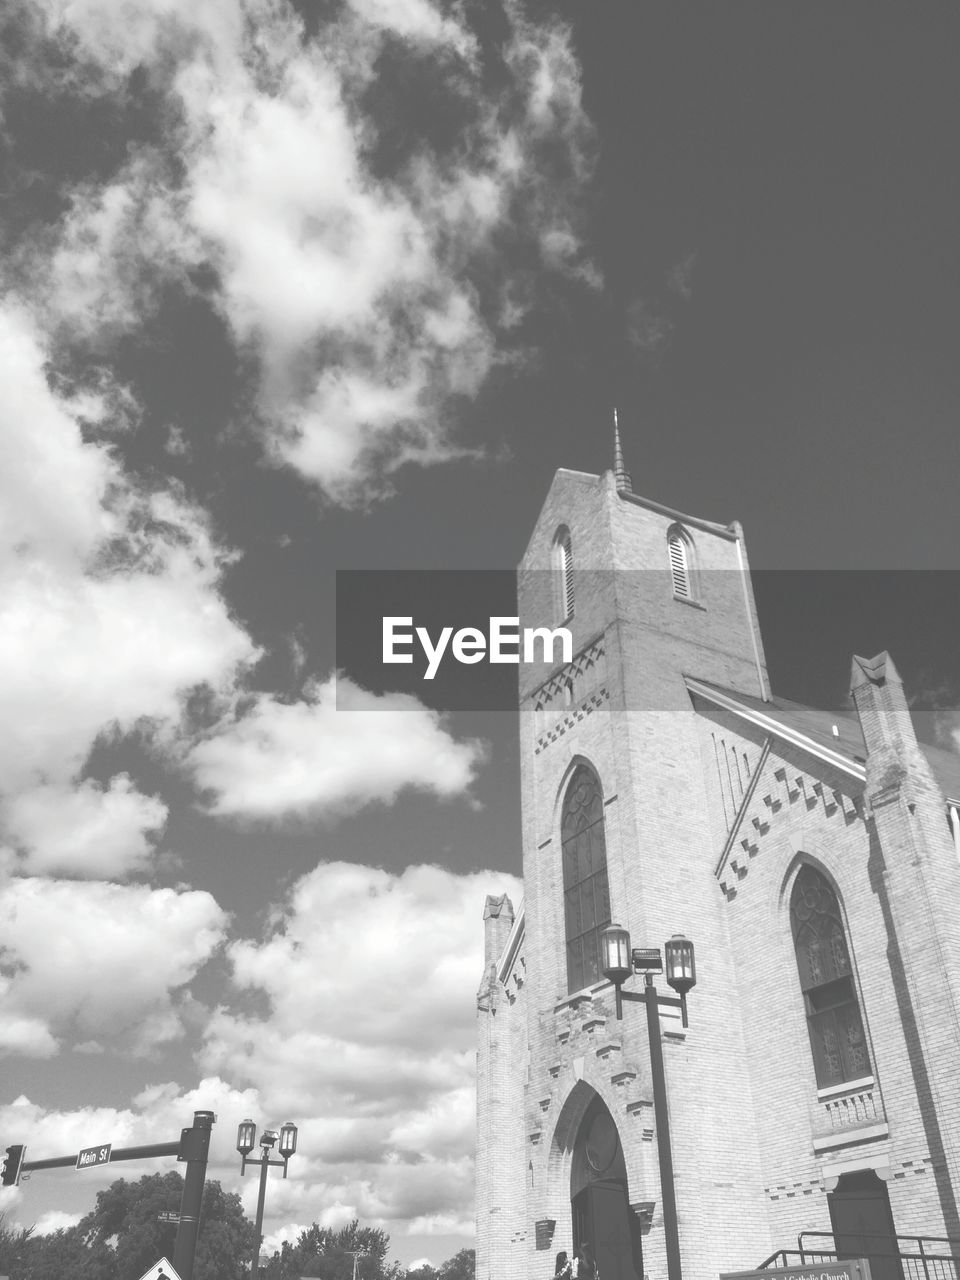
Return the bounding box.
[613,408,631,493]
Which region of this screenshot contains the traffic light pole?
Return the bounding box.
[3,1110,215,1280]
[173,1110,214,1280]
[16,1140,181,1174]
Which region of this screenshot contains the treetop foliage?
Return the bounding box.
[1,1178,474,1280]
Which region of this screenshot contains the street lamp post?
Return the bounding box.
[600,927,696,1280]
[237,1119,298,1278]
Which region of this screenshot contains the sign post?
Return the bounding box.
[171,1110,214,1280]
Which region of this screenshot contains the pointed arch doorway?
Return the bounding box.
[571,1095,643,1280]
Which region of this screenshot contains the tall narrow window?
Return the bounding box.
[554,528,574,621]
[790,865,871,1088]
[561,765,611,993]
[667,528,691,599]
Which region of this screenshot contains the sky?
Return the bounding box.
[1,0,959,1269]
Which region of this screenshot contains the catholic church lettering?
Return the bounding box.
[475,437,960,1280]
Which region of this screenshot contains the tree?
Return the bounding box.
[7,1225,114,1280]
[0,1213,33,1276]
[266,1220,394,1280]
[10,1171,255,1280]
[438,1250,474,1280]
[404,1265,437,1280]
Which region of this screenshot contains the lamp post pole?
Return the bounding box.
[601,928,696,1280]
[237,1120,298,1280]
[250,1151,271,1279]
[643,974,682,1280]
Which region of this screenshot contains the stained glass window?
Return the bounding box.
[561,765,611,993]
[790,865,870,1088]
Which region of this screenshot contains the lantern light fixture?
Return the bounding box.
[599,924,631,987]
[278,1122,299,1159]
[664,934,697,997]
[236,1119,257,1158]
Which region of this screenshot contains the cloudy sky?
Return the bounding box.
[1,0,959,1268]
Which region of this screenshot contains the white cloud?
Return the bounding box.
[188,676,484,821]
[2,775,167,878]
[346,0,477,57]
[32,1210,83,1235]
[0,988,59,1057]
[0,544,254,794]
[0,299,259,851]
[0,879,227,1056]
[23,0,596,503]
[43,158,196,339]
[261,1220,310,1257]
[196,861,521,1234]
[0,304,119,572]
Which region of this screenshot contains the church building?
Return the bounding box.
[475,447,960,1280]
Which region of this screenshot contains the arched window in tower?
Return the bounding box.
[667,526,693,600]
[561,765,612,993]
[790,864,871,1088]
[554,527,574,622]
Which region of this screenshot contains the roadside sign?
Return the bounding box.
[721,1259,873,1280]
[76,1143,112,1170]
[137,1258,183,1280]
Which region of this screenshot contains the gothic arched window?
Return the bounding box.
[790,865,871,1088]
[667,526,693,600]
[561,765,611,993]
[554,527,574,621]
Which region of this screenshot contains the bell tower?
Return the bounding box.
[514,454,772,1279]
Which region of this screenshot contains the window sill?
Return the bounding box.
[817,1076,875,1101]
[673,595,706,610]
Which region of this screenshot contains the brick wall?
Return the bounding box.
[476,895,528,1280]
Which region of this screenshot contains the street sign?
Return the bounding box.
[721,1259,873,1280]
[137,1258,183,1280]
[76,1143,112,1170]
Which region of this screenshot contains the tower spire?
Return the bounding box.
[613,408,631,493]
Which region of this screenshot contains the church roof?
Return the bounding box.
[686,677,960,804]
[494,679,960,984]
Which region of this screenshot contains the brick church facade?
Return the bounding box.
[475,457,960,1280]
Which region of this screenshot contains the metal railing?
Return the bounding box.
[759,1231,960,1280]
[800,1231,960,1280]
[759,1249,840,1269]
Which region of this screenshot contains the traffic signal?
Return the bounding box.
[2,1144,25,1187]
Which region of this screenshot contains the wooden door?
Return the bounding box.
[828,1170,903,1280]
